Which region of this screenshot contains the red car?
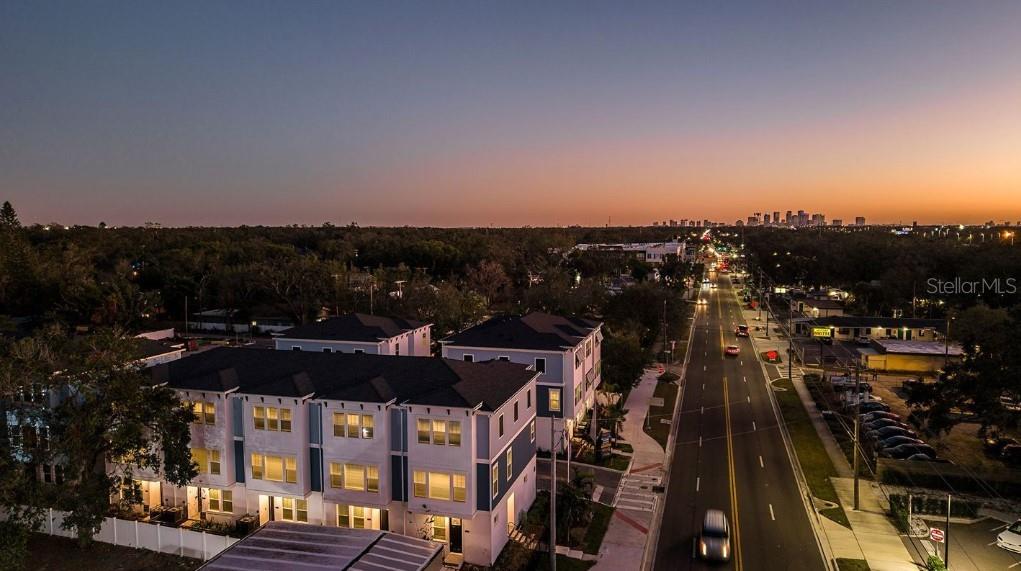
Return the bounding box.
[724,345,740,356]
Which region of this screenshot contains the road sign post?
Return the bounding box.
[928,527,944,543]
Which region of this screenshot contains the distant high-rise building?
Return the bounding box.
[832,219,842,227]
[797,210,808,227]
[773,211,780,225]
[785,210,793,225]
[811,213,825,226]
[855,216,866,226]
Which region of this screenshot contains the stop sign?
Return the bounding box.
[929,528,945,543]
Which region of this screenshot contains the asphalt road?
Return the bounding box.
[652,273,826,571]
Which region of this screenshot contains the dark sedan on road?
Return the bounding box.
[881,443,936,459]
[698,509,731,563]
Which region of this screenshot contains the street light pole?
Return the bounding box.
[853,366,861,510]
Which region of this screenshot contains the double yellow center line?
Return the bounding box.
[717,285,744,571]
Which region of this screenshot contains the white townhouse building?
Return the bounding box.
[274,313,431,357]
[439,312,602,451]
[127,347,537,567]
[573,240,689,265]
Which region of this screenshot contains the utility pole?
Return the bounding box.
[757,269,763,320]
[184,296,189,336]
[550,420,557,571]
[853,365,861,510]
[788,300,794,380]
[764,292,770,339]
[945,494,951,568]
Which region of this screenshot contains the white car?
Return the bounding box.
[998,520,1021,554]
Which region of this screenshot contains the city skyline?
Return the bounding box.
[3,1,1021,227]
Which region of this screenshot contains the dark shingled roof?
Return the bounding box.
[809,315,947,333]
[150,347,534,411]
[442,311,601,351]
[278,313,426,342]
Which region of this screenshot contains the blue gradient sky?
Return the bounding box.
[3,1,1020,226]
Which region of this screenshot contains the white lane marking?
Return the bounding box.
[698,436,702,447]
[704,365,707,371]
[1008,561,1021,568]
[702,383,705,390]
[759,455,764,468]
[743,376,747,383]
[752,421,757,431]
[747,396,751,403]
[696,477,700,492]
[769,504,776,521]
[740,360,744,366]
[991,523,1009,531]
[701,406,704,415]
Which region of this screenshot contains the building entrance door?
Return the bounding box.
[449,518,463,554]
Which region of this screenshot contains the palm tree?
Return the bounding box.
[602,400,628,441]
[556,470,595,543]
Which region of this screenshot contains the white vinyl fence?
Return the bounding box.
[33,508,239,561]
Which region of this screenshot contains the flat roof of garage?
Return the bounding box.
[200,521,442,571]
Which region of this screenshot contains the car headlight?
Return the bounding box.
[722,544,729,558]
[700,541,707,556]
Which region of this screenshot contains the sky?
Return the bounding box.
[2,1,1020,227]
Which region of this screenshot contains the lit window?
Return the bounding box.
[209,449,221,475]
[267,407,279,431]
[333,412,345,437]
[344,464,365,491]
[282,498,307,523]
[254,406,265,430]
[285,457,297,483]
[432,420,447,445]
[362,415,374,439]
[208,489,232,513]
[492,464,499,498]
[417,419,430,444]
[367,466,379,493]
[337,504,350,527]
[432,516,447,541]
[204,402,216,425]
[453,473,466,503]
[549,389,561,412]
[191,448,208,474]
[208,488,220,511]
[265,456,283,482]
[280,408,292,432]
[506,449,513,479]
[251,453,264,480]
[429,472,451,500]
[413,470,427,498]
[448,421,461,447]
[352,506,367,529]
[346,414,360,439]
[530,420,535,442]
[329,462,343,488]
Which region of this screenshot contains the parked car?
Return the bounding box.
[860,411,900,424]
[875,435,924,451]
[858,401,891,413]
[996,520,1021,554]
[985,436,1020,458]
[698,509,731,562]
[1002,444,1021,465]
[904,453,940,462]
[855,336,871,346]
[867,426,917,441]
[882,443,936,459]
[864,418,910,432]
[724,345,740,356]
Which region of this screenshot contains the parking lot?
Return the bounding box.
[904,518,1021,571]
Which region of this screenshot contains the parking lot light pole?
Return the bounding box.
[945,494,951,568]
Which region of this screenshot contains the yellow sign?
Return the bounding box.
[811,327,833,338]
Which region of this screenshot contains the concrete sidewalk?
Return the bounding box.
[592,366,669,571]
[738,299,916,570]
